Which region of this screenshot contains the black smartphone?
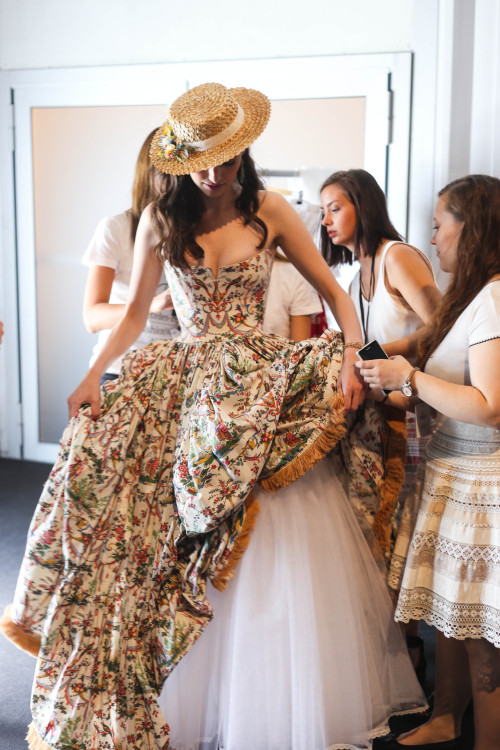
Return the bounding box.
[356,339,391,396]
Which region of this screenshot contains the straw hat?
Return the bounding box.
[150,82,271,175]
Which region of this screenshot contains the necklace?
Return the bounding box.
[358,251,376,344]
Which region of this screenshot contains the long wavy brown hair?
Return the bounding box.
[151,149,267,270]
[418,174,500,367]
[319,169,402,266]
[129,128,172,242]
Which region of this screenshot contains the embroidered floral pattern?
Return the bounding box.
[11,250,389,749]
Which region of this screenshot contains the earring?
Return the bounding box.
[238,160,245,184]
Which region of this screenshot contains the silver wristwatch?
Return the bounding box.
[400,366,420,397]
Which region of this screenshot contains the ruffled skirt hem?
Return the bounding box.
[26,723,53,750]
[395,591,500,647]
[0,604,40,657]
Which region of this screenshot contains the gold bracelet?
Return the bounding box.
[343,341,363,350]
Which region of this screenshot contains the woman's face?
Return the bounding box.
[190,154,242,199]
[431,194,463,274]
[320,183,357,251]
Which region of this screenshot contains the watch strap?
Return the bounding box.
[401,366,420,393]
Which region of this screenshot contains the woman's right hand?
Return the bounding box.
[67,371,101,420]
[355,354,413,393]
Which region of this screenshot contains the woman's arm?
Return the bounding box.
[356,337,500,428]
[383,326,427,359]
[290,314,313,342]
[384,243,441,324]
[381,246,440,359]
[68,207,163,419]
[83,265,173,335]
[83,265,123,333]
[261,191,364,409]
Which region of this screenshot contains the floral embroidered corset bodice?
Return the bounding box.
[164,248,273,339]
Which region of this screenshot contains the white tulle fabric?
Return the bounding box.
[159,455,425,750]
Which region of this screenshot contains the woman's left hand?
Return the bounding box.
[339,348,365,410]
[355,355,413,391]
[149,288,173,313]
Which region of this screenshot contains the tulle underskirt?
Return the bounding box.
[159,455,426,750]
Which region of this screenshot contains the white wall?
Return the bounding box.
[470,0,500,175]
[413,0,500,288]
[0,0,414,70]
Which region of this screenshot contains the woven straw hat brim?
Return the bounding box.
[150,86,270,175]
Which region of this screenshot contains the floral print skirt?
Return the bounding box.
[5,329,393,750]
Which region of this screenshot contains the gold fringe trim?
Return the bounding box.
[372,406,407,559]
[0,604,41,657]
[211,493,261,592]
[27,722,54,750]
[259,391,346,493]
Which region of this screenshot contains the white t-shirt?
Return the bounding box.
[425,280,500,387]
[262,260,322,338]
[81,211,180,374]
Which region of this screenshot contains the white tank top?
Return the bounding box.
[350,240,434,345]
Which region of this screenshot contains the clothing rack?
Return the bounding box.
[258,169,303,202]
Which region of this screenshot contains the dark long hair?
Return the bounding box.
[151,149,267,270]
[418,174,500,367]
[129,128,172,242]
[319,169,402,266]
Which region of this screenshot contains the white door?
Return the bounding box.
[4,53,411,462]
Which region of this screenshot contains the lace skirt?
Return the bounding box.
[395,418,500,645]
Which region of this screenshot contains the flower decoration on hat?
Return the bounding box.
[157,123,197,164]
[150,83,271,174]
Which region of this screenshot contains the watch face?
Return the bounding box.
[401,383,412,397]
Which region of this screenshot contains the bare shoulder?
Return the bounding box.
[385,241,432,273]
[385,241,420,259]
[140,202,155,225]
[258,189,292,217]
[258,190,306,244]
[137,202,161,244]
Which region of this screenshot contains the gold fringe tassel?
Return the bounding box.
[259,391,346,493]
[211,493,261,592]
[27,722,54,750]
[0,604,41,657]
[372,406,407,559]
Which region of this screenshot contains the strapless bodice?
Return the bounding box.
[164,249,273,339]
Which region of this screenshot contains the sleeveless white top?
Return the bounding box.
[350,240,434,344]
